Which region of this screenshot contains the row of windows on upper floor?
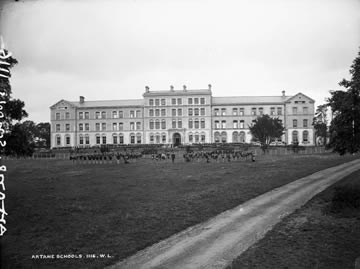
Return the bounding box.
[148,97,206,106]
[213,119,310,129]
[55,110,142,120]
[55,122,143,132]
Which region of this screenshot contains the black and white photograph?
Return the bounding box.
[1,0,360,268]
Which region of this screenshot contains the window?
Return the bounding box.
[277,107,282,115]
[239,131,246,143]
[101,123,106,131]
[65,112,70,119]
[155,99,160,106]
[113,134,118,144]
[137,133,142,144]
[259,107,264,115]
[201,133,205,142]
[214,132,220,143]
[85,112,89,119]
[79,135,84,145]
[102,135,106,144]
[101,111,106,119]
[155,120,160,129]
[188,108,193,116]
[112,123,117,131]
[113,111,118,118]
[150,120,154,130]
[149,99,154,106]
[221,132,227,143]
[56,124,61,132]
[119,111,123,118]
[200,98,205,104]
[79,123,84,131]
[194,98,199,105]
[85,135,90,145]
[292,107,298,114]
[150,134,154,143]
[172,109,176,116]
[56,113,61,120]
[233,120,238,129]
[214,108,219,116]
[161,120,166,129]
[85,123,89,131]
[130,111,135,118]
[156,134,161,143]
[270,107,275,115]
[251,108,256,116]
[303,119,308,128]
[221,120,226,129]
[136,122,141,130]
[200,119,205,128]
[189,133,193,143]
[96,135,101,144]
[194,108,199,116]
[119,134,124,144]
[195,133,199,143]
[56,135,61,146]
[232,108,238,116]
[178,119,182,128]
[232,131,239,142]
[79,112,83,119]
[188,98,193,105]
[130,122,135,130]
[189,119,193,129]
[136,110,141,118]
[303,107,308,114]
[177,108,182,116]
[95,112,100,119]
[215,120,220,129]
[194,119,199,129]
[240,120,244,129]
[119,123,123,131]
[155,109,160,117]
[161,109,166,116]
[95,123,100,131]
[293,119,298,128]
[239,108,244,116]
[172,98,176,105]
[162,134,166,143]
[130,133,135,144]
[149,109,154,117]
[292,131,298,143]
[161,99,166,106]
[303,131,309,143]
[200,108,205,116]
[221,108,226,116]
[172,119,176,128]
[177,98,182,105]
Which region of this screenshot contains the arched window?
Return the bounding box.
[195,132,199,143]
[189,132,193,143]
[240,120,244,129]
[292,131,299,143]
[194,119,199,129]
[65,134,71,146]
[79,134,84,145]
[221,131,227,143]
[136,133,142,144]
[161,119,166,129]
[149,133,154,143]
[149,120,154,130]
[201,132,206,143]
[189,119,193,129]
[232,131,239,142]
[85,134,90,145]
[214,132,220,143]
[155,133,161,144]
[119,133,124,144]
[130,133,135,144]
[96,134,101,144]
[102,133,107,144]
[303,130,309,143]
[200,118,205,129]
[155,119,160,129]
[56,135,61,146]
[161,133,166,143]
[112,133,118,144]
[239,131,246,143]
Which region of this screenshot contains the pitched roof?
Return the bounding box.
[143,89,212,97]
[51,99,144,108]
[212,96,290,105]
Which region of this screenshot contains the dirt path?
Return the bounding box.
[107,159,360,269]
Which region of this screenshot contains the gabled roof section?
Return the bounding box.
[50,99,77,109]
[285,92,315,103]
[212,95,290,105]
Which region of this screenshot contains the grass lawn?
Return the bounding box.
[1,153,359,269]
[228,166,360,269]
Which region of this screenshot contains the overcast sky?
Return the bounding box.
[0,0,359,123]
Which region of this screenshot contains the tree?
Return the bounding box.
[35,122,51,148]
[312,104,328,145]
[249,114,284,150]
[327,47,360,155]
[4,122,35,157]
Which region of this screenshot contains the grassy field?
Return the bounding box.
[1,153,359,269]
[228,168,360,269]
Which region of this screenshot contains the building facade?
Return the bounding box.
[50,85,315,148]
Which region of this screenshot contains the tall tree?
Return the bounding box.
[327,47,360,155]
[312,104,328,145]
[35,122,51,148]
[249,114,284,150]
[4,122,35,156]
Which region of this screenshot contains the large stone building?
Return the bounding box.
[50,85,315,148]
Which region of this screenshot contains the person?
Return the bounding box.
[171,151,176,163]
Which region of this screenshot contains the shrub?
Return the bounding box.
[329,185,360,213]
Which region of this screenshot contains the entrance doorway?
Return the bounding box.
[173,133,181,146]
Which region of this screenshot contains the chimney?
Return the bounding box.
[282,90,285,97]
[208,84,212,90]
[79,96,85,104]
[145,86,150,93]
[170,85,174,91]
[183,85,187,91]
